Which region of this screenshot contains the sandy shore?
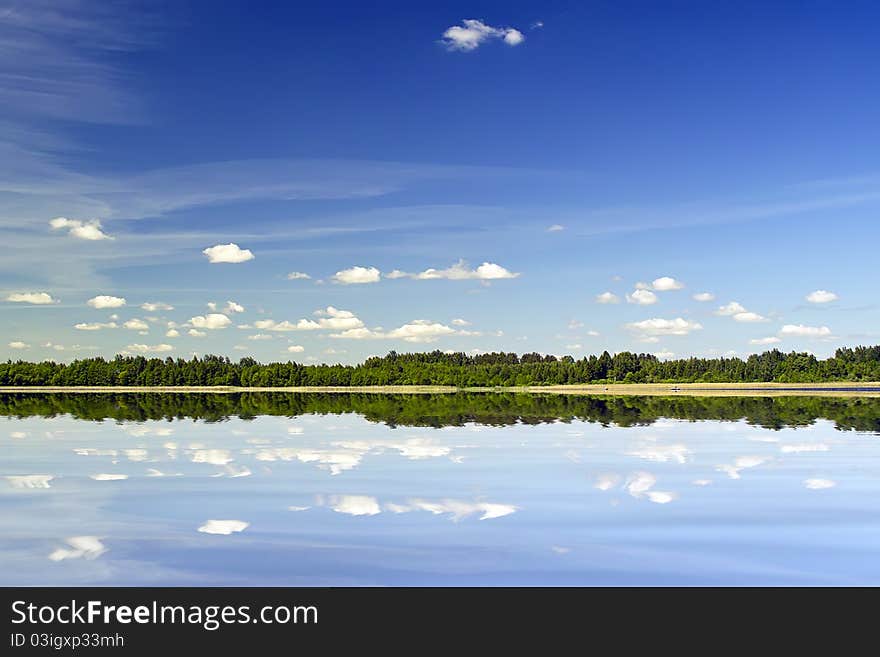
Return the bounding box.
[1,382,880,397]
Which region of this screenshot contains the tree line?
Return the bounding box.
[1,345,880,387]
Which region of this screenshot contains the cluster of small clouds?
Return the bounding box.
[750,323,834,345]
[440,19,525,51]
[333,260,519,284]
[320,494,517,521]
[714,301,767,323]
[239,306,479,345]
[598,276,686,306]
[594,471,677,504]
[330,319,481,343]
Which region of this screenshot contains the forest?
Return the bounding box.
[1,345,880,387]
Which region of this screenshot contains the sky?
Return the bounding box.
[2,0,880,364]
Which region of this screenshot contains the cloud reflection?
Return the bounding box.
[5,474,54,489]
[48,536,107,561]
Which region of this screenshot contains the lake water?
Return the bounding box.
[2,393,879,586]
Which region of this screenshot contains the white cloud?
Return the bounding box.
[386,498,517,521]
[286,271,311,280]
[331,319,474,343]
[805,290,838,304]
[626,443,691,464]
[5,292,57,304]
[780,443,829,454]
[750,336,781,345]
[8,341,30,349]
[254,447,362,475]
[202,243,254,264]
[41,342,97,353]
[451,318,471,326]
[75,321,117,331]
[48,536,107,561]
[188,329,206,337]
[249,320,311,332]
[644,491,677,504]
[732,311,767,323]
[547,224,564,232]
[123,318,149,330]
[247,333,273,341]
[626,289,658,305]
[197,520,249,535]
[6,474,53,489]
[332,266,381,284]
[191,449,233,466]
[779,324,832,338]
[441,19,525,51]
[503,28,524,45]
[387,320,458,343]
[624,471,656,496]
[165,329,180,338]
[692,292,715,302]
[287,345,305,353]
[141,302,173,311]
[125,343,173,353]
[49,217,113,240]
[330,495,382,516]
[595,291,620,304]
[311,306,362,329]
[622,472,676,503]
[411,260,519,281]
[87,295,126,309]
[224,301,245,314]
[650,276,685,291]
[716,455,768,479]
[654,349,676,360]
[190,313,231,329]
[331,437,451,461]
[715,301,747,316]
[625,317,703,338]
[594,473,621,491]
[90,474,128,481]
[250,307,364,332]
[803,478,836,490]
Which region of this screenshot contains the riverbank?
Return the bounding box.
[2,382,880,396]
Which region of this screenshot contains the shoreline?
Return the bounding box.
[1,382,880,397]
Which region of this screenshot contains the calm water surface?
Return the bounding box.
[2,393,879,585]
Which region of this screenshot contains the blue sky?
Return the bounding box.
[2,0,879,363]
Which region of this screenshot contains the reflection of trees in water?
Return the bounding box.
[0,393,879,434]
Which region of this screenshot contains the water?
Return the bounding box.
[2,393,879,586]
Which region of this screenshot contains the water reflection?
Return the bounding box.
[1,391,880,432]
[1,393,879,585]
